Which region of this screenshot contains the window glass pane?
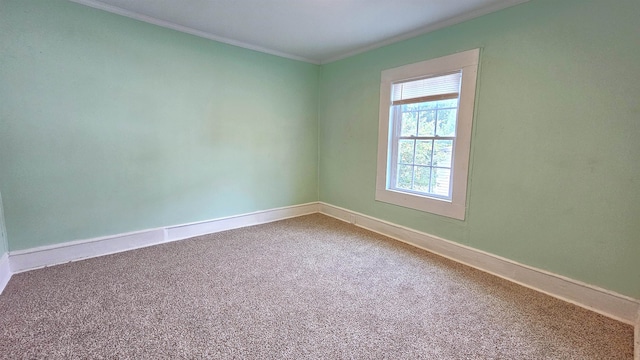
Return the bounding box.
[415,140,432,166]
[418,110,436,137]
[431,168,451,197]
[397,165,413,190]
[436,108,457,137]
[414,166,431,192]
[398,140,415,164]
[420,101,437,110]
[404,103,423,111]
[400,109,417,137]
[437,98,459,108]
[433,140,453,167]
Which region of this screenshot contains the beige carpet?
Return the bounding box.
[0,214,634,359]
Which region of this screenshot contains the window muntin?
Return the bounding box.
[375,49,479,220]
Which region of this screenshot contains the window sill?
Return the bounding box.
[375,188,466,220]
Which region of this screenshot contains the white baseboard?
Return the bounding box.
[9,229,166,274]
[319,202,640,325]
[8,202,319,275]
[0,253,11,295]
[166,202,319,241]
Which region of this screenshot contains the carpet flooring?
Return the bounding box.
[0,214,634,359]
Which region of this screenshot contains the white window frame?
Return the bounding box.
[375,49,479,220]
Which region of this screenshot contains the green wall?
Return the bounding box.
[0,0,319,251]
[318,0,640,298]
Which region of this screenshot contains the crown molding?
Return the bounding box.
[68,0,321,64]
[69,0,529,65]
[320,0,530,64]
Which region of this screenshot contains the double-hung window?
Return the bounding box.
[376,49,479,220]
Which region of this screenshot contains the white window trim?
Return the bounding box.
[375,49,480,220]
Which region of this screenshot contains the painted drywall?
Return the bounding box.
[318,0,640,298]
[0,0,319,251]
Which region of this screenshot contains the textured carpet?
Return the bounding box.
[0,214,634,359]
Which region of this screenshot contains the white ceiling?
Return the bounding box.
[71,0,528,64]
